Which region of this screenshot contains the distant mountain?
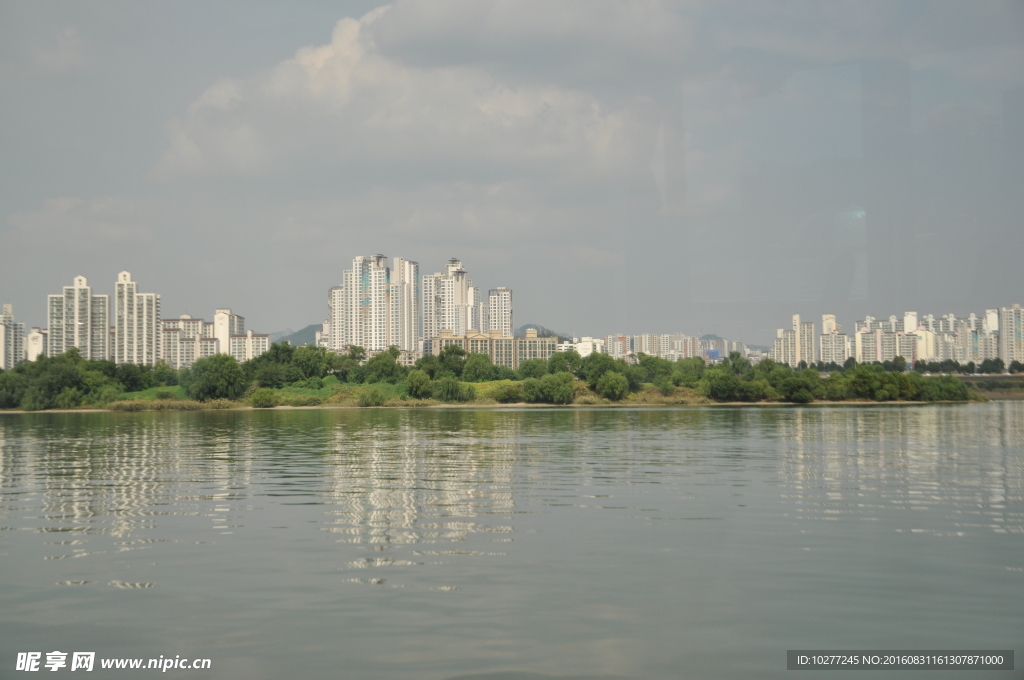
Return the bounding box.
[699,333,723,341]
[515,324,572,343]
[276,324,320,346]
[269,328,294,342]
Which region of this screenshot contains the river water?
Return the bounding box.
[1,404,1022,679]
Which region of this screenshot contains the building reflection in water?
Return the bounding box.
[772,403,1023,535]
[322,410,519,547]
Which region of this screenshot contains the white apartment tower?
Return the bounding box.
[392,257,421,351]
[819,313,850,365]
[26,328,47,362]
[214,308,245,352]
[999,304,1024,365]
[47,276,109,360]
[769,314,815,367]
[488,287,513,337]
[423,258,473,338]
[469,286,488,333]
[114,271,161,365]
[0,304,26,370]
[328,255,420,352]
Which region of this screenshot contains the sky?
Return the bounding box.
[2,1,1023,345]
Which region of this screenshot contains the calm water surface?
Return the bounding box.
[1,404,1022,679]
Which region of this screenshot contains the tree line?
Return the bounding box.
[0,343,990,411]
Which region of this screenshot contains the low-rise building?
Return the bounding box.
[428,328,555,369]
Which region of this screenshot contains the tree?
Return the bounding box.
[346,346,367,363]
[522,377,544,403]
[580,352,616,388]
[360,350,405,384]
[489,365,518,381]
[492,382,524,403]
[517,358,548,380]
[540,372,575,404]
[413,354,440,379]
[779,371,819,403]
[115,363,153,392]
[406,369,432,398]
[548,349,583,377]
[293,346,331,379]
[720,351,752,377]
[182,354,247,401]
[736,378,773,401]
[462,353,493,382]
[979,358,1005,374]
[432,377,474,402]
[255,364,287,388]
[636,354,674,382]
[699,367,740,401]
[152,360,179,386]
[438,344,467,377]
[1010,360,1024,374]
[673,357,705,387]
[596,371,629,401]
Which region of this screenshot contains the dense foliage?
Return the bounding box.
[0,342,991,411]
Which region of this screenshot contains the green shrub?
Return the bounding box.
[522,377,543,403]
[55,387,83,409]
[181,355,247,401]
[432,377,474,403]
[154,389,175,400]
[250,389,279,408]
[596,371,629,401]
[517,359,548,380]
[406,369,432,398]
[359,386,388,407]
[492,382,524,403]
[700,368,740,401]
[736,378,773,402]
[654,375,675,396]
[90,384,124,405]
[290,395,322,406]
[108,400,148,411]
[539,372,575,404]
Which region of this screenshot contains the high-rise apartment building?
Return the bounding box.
[0,304,26,370]
[392,258,421,351]
[214,308,245,351]
[328,255,420,352]
[114,271,161,365]
[423,258,474,339]
[26,328,47,362]
[47,276,109,360]
[769,314,815,367]
[999,304,1024,365]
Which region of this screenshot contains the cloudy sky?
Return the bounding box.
[2,1,1022,344]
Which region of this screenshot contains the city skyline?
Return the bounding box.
[3,260,1021,372]
[2,3,1022,342]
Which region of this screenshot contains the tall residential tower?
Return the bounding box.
[114,271,161,365]
[47,276,109,360]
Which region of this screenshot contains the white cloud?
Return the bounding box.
[152,8,637,181]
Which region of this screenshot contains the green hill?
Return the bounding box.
[278,324,320,347]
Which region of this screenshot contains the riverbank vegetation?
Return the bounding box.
[0,343,991,412]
